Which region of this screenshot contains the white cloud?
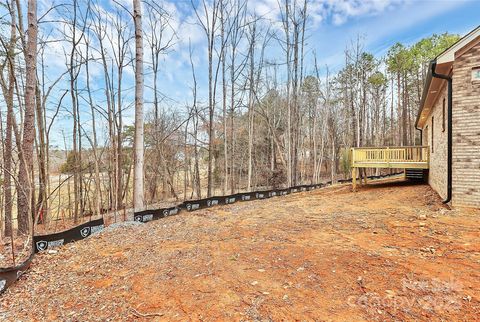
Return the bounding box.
[325,0,405,25]
[245,0,405,28]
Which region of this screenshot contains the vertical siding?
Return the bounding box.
[452,41,480,207]
[422,86,448,200]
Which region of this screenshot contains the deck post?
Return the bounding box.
[352,167,357,191]
[386,147,390,168]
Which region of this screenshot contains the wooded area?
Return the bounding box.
[0,0,459,262]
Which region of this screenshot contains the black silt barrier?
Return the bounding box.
[183,196,226,212]
[183,188,303,210]
[1,218,105,294]
[0,253,34,294]
[290,185,315,193]
[235,192,256,201]
[254,190,273,199]
[224,194,239,205]
[276,188,291,196]
[133,206,181,222]
[289,186,301,193]
[33,218,105,253]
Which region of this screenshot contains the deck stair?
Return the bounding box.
[405,169,428,182]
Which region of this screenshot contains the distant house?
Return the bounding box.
[415,25,480,207]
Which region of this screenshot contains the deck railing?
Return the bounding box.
[351,146,429,169]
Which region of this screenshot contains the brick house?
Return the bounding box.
[416,25,480,207]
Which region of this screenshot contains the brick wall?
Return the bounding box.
[422,85,448,200]
[452,41,480,207]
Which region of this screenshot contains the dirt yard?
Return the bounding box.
[1,178,479,321]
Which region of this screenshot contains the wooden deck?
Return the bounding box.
[350,146,429,190]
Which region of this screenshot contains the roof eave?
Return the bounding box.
[415,60,434,129]
[437,25,480,64]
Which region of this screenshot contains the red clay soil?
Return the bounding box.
[1,178,479,321]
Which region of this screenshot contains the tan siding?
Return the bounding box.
[422,86,448,200]
[452,40,480,207]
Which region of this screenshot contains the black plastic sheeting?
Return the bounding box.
[33,217,105,253]
[0,172,403,294]
[133,206,180,222]
[0,253,34,294]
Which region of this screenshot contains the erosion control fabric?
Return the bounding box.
[133,206,181,223]
[0,173,402,294]
[33,218,105,253]
[0,253,34,294]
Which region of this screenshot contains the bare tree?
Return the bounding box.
[246,17,256,191]
[192,0,220,197]
[0,0,17,237]
[227,0,247,193]
[17,0,37,235]
[84,25,102,218]
[65,0,88,223]
[133,0,144,211]
[189,41,202,199]
[220,0,228,194]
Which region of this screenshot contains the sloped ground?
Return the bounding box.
[1,178,479,321]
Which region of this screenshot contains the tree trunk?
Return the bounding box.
[17,0,37,235]
[3,0,16,236]
[69,0,81,224]
[247,22,256,191]
[34,86,47,224]
[220,0,228,195]
[116,69,123,211]
[133,0,144,211]
[229,42,236,194]
[85,42,102,218]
